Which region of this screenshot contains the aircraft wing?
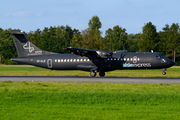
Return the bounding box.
[64,47,97,58]
[64,47,113,58]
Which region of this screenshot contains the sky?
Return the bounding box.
[1,0,180,36]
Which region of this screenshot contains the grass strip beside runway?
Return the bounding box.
[0,65,180,77]
[0,82,180,119]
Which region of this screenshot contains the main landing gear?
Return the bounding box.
[90,70,105,77]
[90,70,96,77]
[99,71,105,77]
[161,68,166,75]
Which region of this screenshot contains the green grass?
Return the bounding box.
[0,65,180,77]
[0,82,180,119]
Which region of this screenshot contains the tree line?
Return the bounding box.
[0,15,180,64]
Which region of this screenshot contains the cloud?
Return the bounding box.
[3,11,32,17]
[35,12,43,17]
[62,1,81,6]
[3,13,11,17]
[13,11,32,17]
[3,11,43,17]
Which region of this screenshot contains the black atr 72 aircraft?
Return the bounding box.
[11,30,175,77]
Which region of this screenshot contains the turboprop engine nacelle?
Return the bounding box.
[96,50,113,58]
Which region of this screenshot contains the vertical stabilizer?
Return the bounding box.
[11,30,55,57]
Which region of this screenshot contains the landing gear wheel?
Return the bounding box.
[161,68,166,75]
[162,72,166,75]
[99,71,105,77]
[90,71,96,77]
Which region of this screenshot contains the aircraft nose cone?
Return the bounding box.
[170,60,175,66]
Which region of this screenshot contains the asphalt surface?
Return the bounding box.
[0,76,180,84]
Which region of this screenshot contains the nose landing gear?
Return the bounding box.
[162,71,166,75]
[161,68,166,75]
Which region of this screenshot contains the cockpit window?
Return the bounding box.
[161,54,166,58]
[155,55,161,59]
[155,54,166,59]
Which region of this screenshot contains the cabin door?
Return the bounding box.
[47,59,52,68]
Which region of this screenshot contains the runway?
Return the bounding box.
[0,76,180,84]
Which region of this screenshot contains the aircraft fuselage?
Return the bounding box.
[12,52,174,72]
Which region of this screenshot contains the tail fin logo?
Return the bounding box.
[23,42,34,53]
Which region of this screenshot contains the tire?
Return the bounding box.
[90,71,96,77]
[99,71,105,77]
[162,72,166,75]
